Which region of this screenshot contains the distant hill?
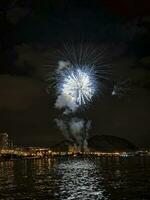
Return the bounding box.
[51,135,136,152]
[88,135,136,152]
[51,140,69,152]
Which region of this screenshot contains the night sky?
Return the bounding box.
[0,0,150,147]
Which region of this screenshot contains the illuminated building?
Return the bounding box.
[0,133,9,147]
[68,145,81,154]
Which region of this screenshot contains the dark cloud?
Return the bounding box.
[0,75,43,110]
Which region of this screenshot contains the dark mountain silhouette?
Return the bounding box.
[51,135,136,152]
[88,135,136,152]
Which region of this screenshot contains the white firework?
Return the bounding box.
[60,66,96,106]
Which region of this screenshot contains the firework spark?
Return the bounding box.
[59,66,97,106]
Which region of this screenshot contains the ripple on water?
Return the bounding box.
[54,158,109,200]
[0,157,150,200]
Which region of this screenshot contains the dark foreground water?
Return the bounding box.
[0,157,150,200]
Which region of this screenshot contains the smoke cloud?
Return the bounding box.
[55,118,72,142]
[57,60,70,73]
[55,94,78,114]
[69,117,84,146]
[55,116,91,151]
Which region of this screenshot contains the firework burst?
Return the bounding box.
[58,65,97,106]
[45,43,111,113]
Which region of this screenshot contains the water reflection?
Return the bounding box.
[0,161,14,195]
[0,157,150,200]
[55,158,109,200]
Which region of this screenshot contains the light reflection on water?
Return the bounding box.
[0,157,150,200]
[55,159,109,199]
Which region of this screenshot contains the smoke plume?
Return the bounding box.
[57,60,70,73]
[55,94,78,114]
[54,118,71,142]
